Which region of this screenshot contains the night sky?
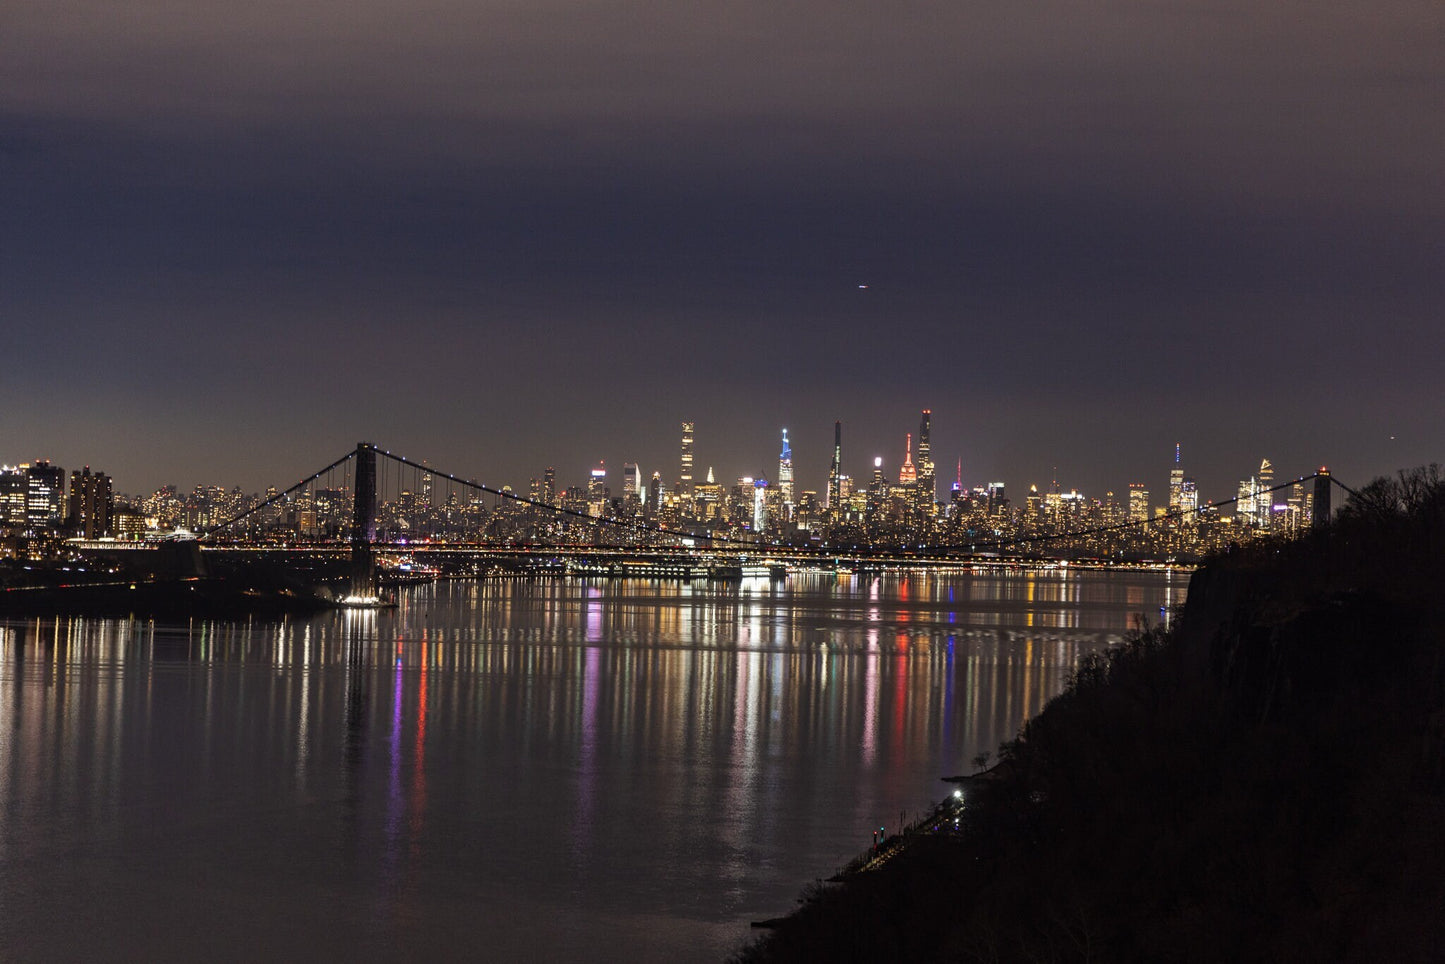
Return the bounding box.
[4,0,1441,503]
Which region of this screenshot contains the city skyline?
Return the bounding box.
[3,433,1322,566]
[4,0,1440,503]
[4,423,1323,522]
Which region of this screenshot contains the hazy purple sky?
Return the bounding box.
[4,0,1441,501]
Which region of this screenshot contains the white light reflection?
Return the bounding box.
[862,625,879,766]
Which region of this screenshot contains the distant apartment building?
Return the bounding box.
[68,466,113,538]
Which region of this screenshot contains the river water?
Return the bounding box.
[0,567,1183,961]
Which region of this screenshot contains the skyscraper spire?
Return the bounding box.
[916,409,935,502]
[827,421,843,510]
[1168,443,1184,517]
[899,433,916,484]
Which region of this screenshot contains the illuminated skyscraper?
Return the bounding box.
[1256,458,1274,528]
[1167,443,1184,517]
[899,433,916,484]
[543,466,556,506]
[827,421,843,510]
[752,478,769,532]
[1287,480,1308,530]
[678,422,695,498]
[778,429,794,506]
[1180,478,1198,521]
[695,467,722,520]
[0,467,25,526]
[1128,483,1150,523]
[622,462,642,501]
[587,463,608,517]
[916,409,935,503]
[986,482,1006,516]
[1237,458,1275,528]
[1237,478,1257,525]
[22,460,64,529]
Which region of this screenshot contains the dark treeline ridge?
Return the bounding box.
[735,465,1445,962]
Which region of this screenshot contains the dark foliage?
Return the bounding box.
[737,466,1445,963]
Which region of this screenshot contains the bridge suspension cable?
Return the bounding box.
[196,443,1350,562]
[1327,474,1362,499]
[373,448,773,549]
[198,449,357,539]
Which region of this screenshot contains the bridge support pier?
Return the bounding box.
[351,442,378,598]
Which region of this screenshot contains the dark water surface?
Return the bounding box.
[0,568,1183,961]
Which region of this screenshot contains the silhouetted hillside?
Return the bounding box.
[736,465,1445,963]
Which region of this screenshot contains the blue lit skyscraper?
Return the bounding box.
[778,429,794,507]
[1168,443,1184,517]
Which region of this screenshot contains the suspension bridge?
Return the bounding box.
[128,441,1351,606]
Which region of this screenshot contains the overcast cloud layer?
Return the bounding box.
[3,0,1441,499]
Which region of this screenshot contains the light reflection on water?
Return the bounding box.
[0,568,1182,962]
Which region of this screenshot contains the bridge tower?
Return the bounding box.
[351,442,378,598]
[1313,467,1331,531]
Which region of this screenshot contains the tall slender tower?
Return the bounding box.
[899,433,917,484]
[778,429,794,505]
[827,421,843,510]
[678,422,695,498]
[1168,443,1184,517]
[916,409,935,503]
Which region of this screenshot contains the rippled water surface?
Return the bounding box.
[0,568,1184,961]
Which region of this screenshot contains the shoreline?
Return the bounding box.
[733,471,1445,961]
